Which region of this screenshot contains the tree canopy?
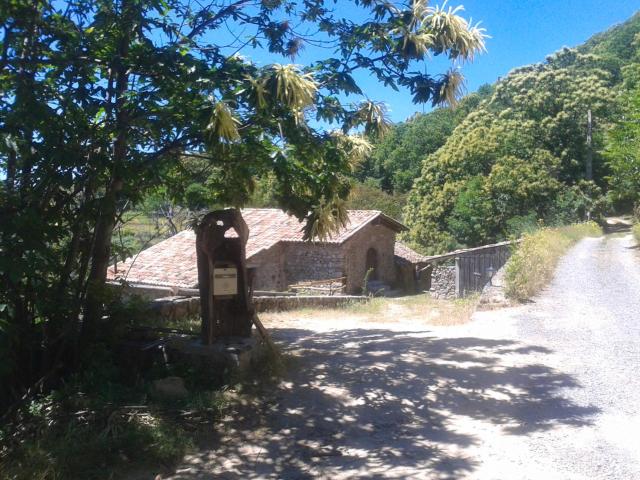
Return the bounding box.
[0,0,487,408]
[356,84,492,194]
[403,48,618,253]
[605,79,640,208]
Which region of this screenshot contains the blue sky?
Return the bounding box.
[234,0,640,123]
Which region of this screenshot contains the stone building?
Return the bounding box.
[394,242,430,293]
[108,208,425,295]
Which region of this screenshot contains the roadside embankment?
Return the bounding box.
[504,222,602,301]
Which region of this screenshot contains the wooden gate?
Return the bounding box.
[455,245,512,297]
[418,240,519,298]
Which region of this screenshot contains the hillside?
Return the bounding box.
[579,11,640,61]
[356,86,493,194]
[387,12,640,254]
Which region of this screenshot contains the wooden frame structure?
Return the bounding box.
[195,209,254,343]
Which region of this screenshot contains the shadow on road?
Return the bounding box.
[170,328,599,479]
[604,218,632,234]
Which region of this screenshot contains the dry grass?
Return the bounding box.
[261,294,479,329]
[505,222,602,302]
[633,223,640,244]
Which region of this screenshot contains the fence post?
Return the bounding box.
[455,256,461,298]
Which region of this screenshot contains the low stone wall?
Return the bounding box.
[478,264,512,310]
[109,281,199,300]
[429,265,457,299]
[146,294,368,319]
[253,295,367,312]
[148,295,200,319]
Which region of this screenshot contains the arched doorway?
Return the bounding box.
[365,247,379,281]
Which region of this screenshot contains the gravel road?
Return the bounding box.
[460,231,640,479]
[166,232,640,480]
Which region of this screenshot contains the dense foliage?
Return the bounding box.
[357,84,492,193]
[605,80,640,208]
[404,48,615,253]
[399,14,640,254]
[0,0,486,413]
[346,181,408,220]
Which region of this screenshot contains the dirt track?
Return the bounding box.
[165,232,640,479]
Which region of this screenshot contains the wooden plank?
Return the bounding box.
[418,239,521,272]
[252,313,276,350]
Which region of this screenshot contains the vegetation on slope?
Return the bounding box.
[356,85,493,194]
[505,223,603,301]
[403,48,615,253]
[579,12,640,62]
[605,80,640,209]
[339,13,640,255]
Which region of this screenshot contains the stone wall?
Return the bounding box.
[429,264,457,299]
[253,294,367,312]
[282,242,344,287]
[111,282,185,300]
[248,243,286,291]
[342,223,397,294]
[116,221,400,296]
[478,263,512,310]
[148,295,201,319]
[146,294,368,319]
[395,260,416,293]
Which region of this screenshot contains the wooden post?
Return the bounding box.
[455,256,461,298]
[586,108,593,181]
[195,210,253,344]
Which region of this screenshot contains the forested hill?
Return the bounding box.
[367,12,640,255]
[355,86,493,194]
[579,11,640,61]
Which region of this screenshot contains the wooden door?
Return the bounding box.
[366,247,379,281]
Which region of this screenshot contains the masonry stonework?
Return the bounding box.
[282,243,343,287]
[429,264,457,299]
[248,224,398,294]
[248,243,286,291]
[109,209,414,296]
[343,223,396,294]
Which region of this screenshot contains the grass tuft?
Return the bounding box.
[633,223,640,243]
[505,222,602,301]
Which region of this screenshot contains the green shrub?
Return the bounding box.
[505,212,539,238]
[505,222,602,301]
[544,181,607,226]
[0,337,233,479]
[633,223,640,243]
[447,176,496,246]
[346,181,407,221]
[2,408,191,480]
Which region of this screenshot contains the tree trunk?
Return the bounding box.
[82,178,123,341]
[81,0,134,342]
[586,108,593,181]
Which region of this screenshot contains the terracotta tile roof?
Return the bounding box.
[108,208,405,289]
[394,241,429,265]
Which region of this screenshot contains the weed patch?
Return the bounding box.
[0,334,279,479]
[264,294,479,327]
[0,387,194,479]
[505,222,602,301]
